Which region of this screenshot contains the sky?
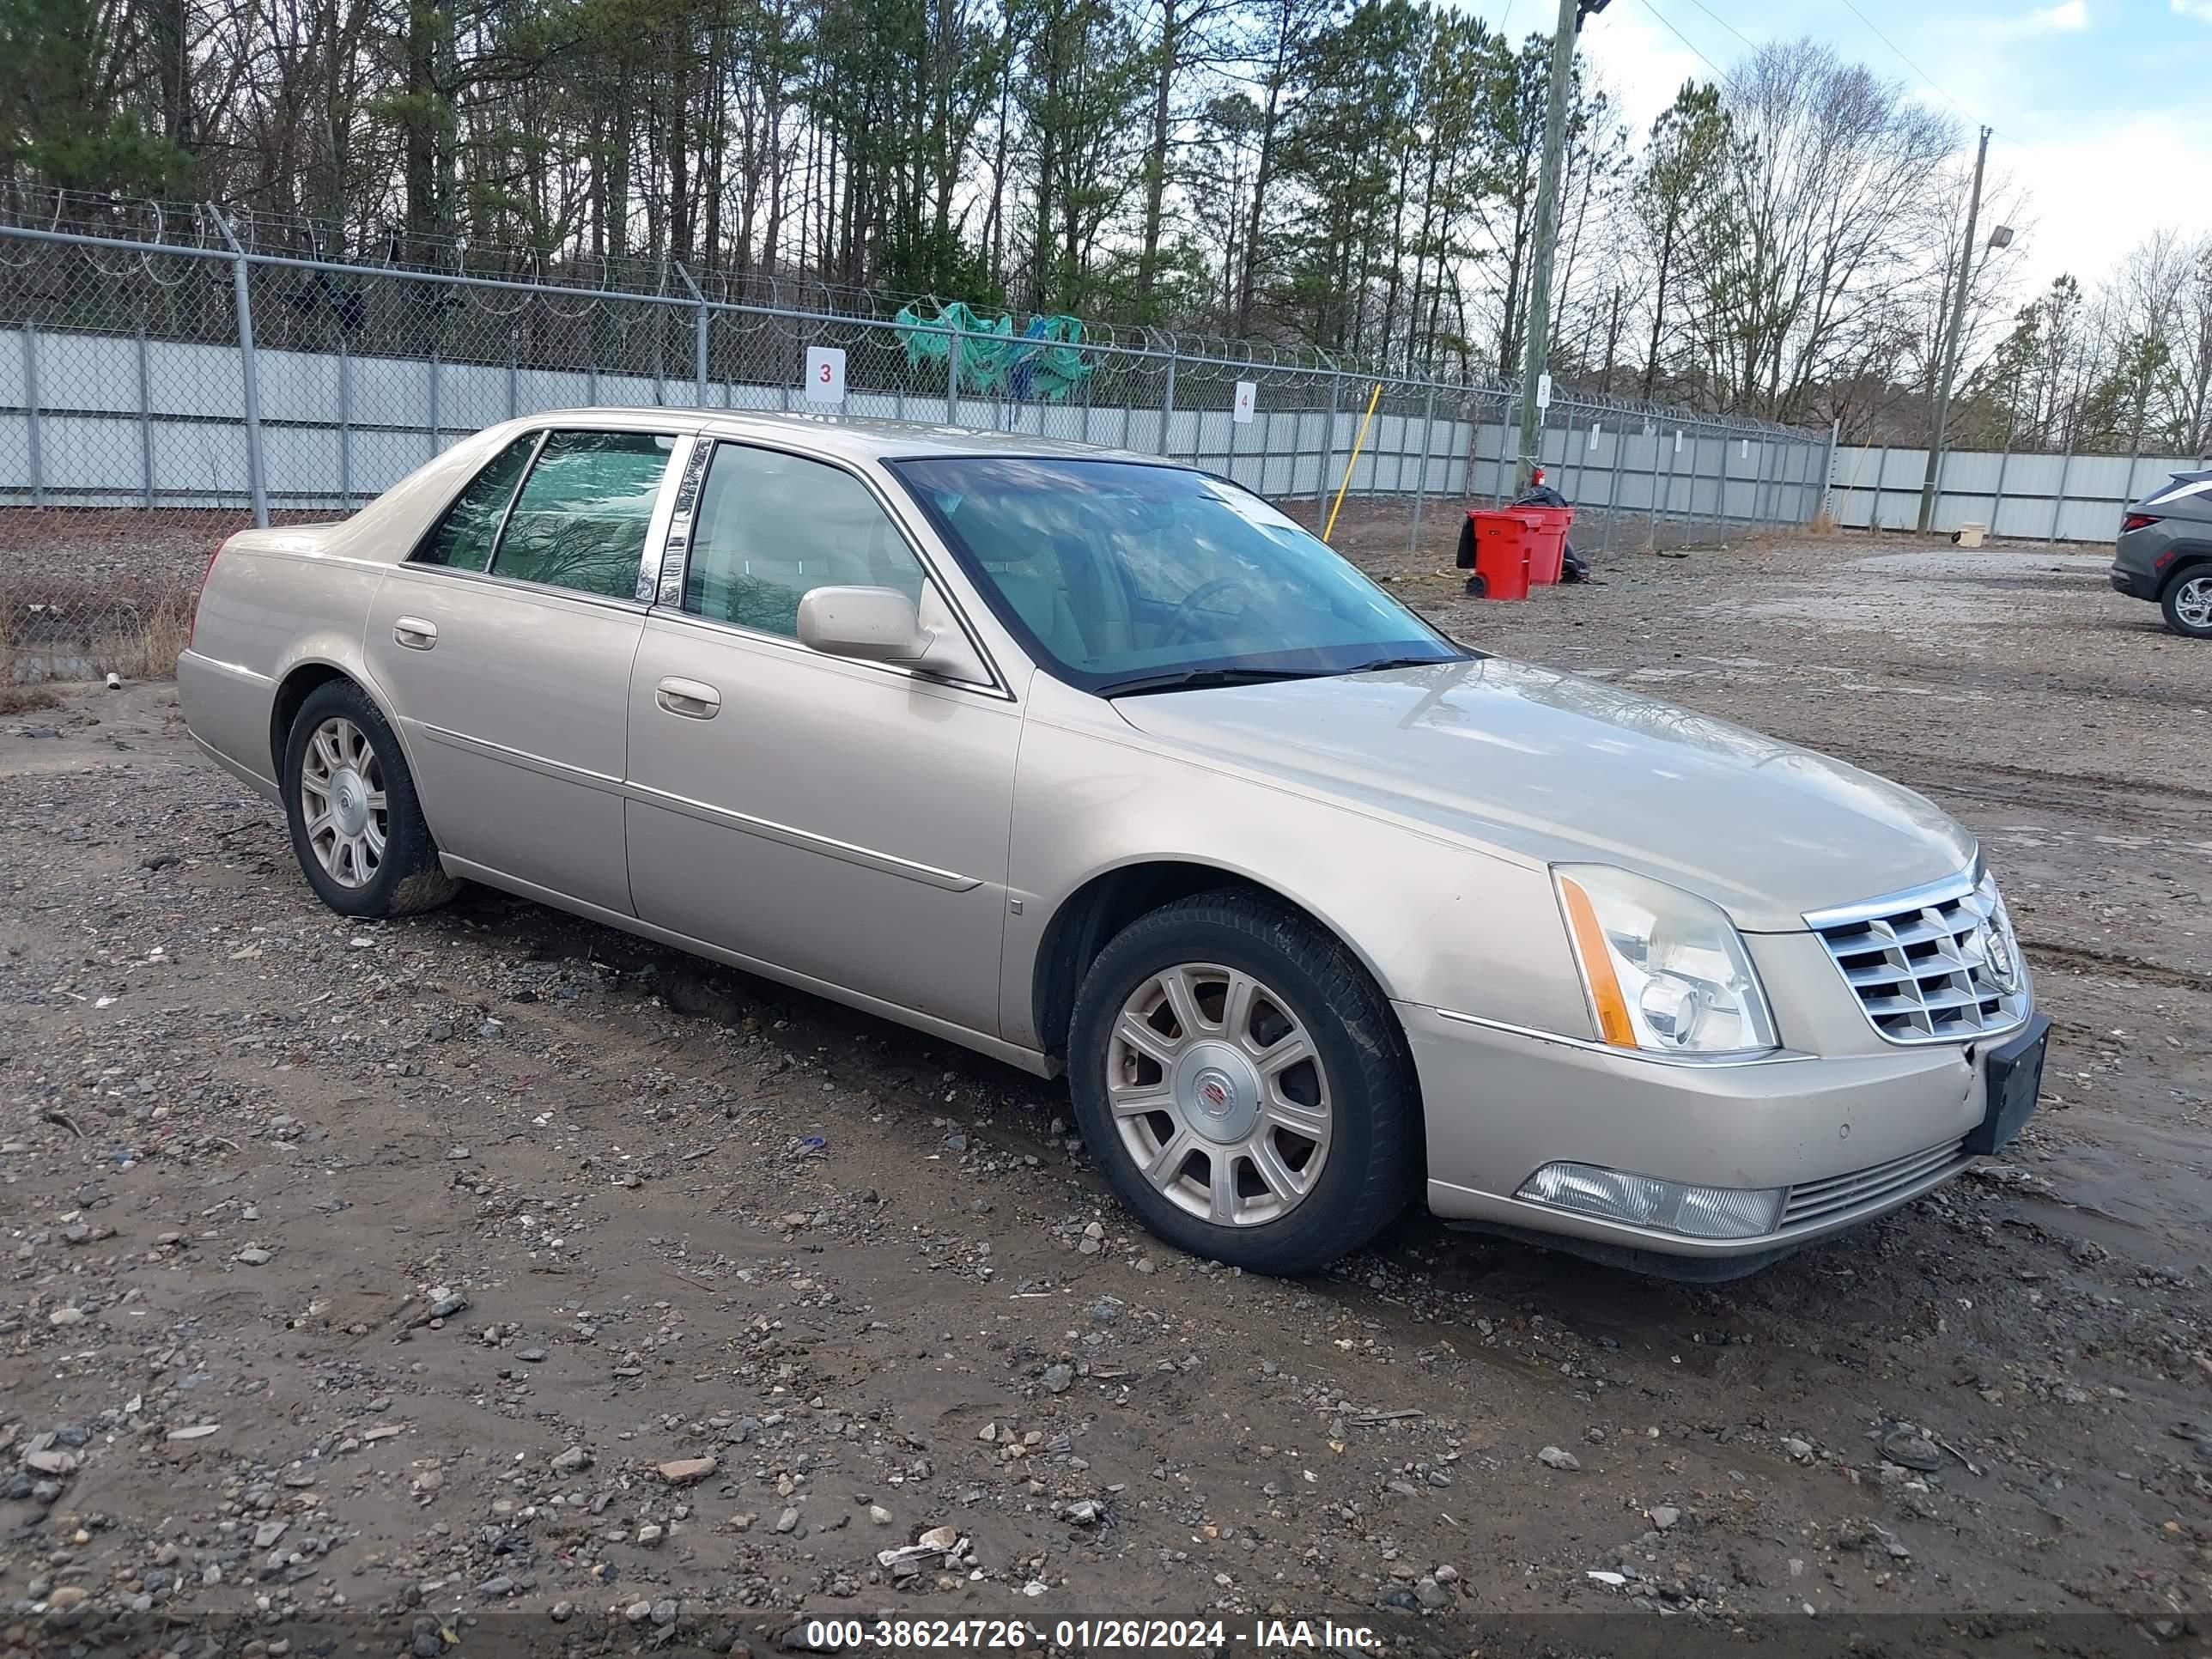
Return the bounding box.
[1454,0,2212,297]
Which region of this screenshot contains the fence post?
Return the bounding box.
[1160,352,1176,460]
[21,322,43,508]
[1602,418,1624,554]
[211,210,270,528]
[677,264,708,405]
[428,349,441,463]
[507,328,520,420]
[1407,378,1438,555]
[1821,418,1839,526]
[1990,407,2015,538]
[1646,425,1660,538]
[338,336,352,508]
[1872,443,1890,532]
[1322,371,1340,505]
[2047,441,2074,544]
[136,321,154,509]
[946,321,962,425]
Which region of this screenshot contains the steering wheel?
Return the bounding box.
[1161,576,1255,646]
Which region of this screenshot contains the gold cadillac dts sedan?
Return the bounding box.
[179,410,2046,1279]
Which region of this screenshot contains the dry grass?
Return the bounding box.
[90,592,194,682]
[0,684,61,715]
[1805,507,1838,537]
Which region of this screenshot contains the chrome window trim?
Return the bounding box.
[659,435,1012,700]
[1428,1006,1815,1068]
[656,434,716,608]
[632,434,694,604]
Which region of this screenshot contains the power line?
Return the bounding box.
[1678,0,1755,52]
[1831,0,2043,155]
[1637,0,1726,76]
[1834,0,1968,117]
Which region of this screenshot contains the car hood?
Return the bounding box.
[1110,658,1975,932]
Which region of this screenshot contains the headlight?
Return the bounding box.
[1553,865,1778,1057]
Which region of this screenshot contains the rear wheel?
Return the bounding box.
[1066,891,1419,1275]
[2162,570,2212,639]
[282,680,459,918]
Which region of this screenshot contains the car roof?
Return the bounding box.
[518,406,1167,467]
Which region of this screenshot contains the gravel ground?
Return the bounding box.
[3,517,2209,1656]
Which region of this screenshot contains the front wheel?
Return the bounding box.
[282,679,459,918]
[2162,570,2212,639]
[1066,891,1420,1275]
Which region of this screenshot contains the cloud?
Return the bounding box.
[2174,0,2212,20]
[2027,0,2087,27]
[1999,110,2212,295]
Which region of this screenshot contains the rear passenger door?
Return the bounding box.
[623,440,1023,1037]
[367,427,686,916]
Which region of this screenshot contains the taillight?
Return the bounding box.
[189,537,230,647]
[2121,513,2160,532]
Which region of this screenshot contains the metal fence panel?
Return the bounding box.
[3,219,1828,684]
[1831,442,2198,541]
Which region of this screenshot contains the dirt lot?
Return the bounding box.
[3,517,2210,1655]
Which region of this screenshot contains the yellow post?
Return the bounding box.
[1323,381,1384,544]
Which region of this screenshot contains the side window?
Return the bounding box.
[684,443,925,638]
[414,434,536,572]
[489,430,675,599]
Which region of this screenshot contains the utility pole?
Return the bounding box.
[1917,124,1990,534]
[1515,0,1606,494]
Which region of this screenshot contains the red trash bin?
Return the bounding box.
[1519,506,1574,584]
[1467,509,1534,600]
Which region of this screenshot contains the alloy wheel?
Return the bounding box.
[2176,575,2212,632]
[298,716,387,889]
[1105,962,1333,1227]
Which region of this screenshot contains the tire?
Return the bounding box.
[281,679,459,918]
[1066,890,1420,1275]
[2161,568,2212,639]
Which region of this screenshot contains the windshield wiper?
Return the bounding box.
[1339,654,1455,674]
[1099,665,1339,698]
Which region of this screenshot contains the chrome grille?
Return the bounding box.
[1806,868,2031,1045]
[1781,1139,1967,1229]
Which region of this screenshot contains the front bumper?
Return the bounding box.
[1401,1001,2008,1262]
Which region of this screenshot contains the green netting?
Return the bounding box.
[894,300,1093,403]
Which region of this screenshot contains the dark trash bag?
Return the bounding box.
[1509,478,1588,583]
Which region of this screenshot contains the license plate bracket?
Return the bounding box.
[1964,1013,2050,1157]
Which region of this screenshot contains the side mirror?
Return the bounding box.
[796,585,987,683]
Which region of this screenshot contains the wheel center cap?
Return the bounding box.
[1173,1041,1261,1144]
[329,767,369,837]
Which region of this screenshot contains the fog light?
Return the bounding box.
[1516,1162,1787,1239]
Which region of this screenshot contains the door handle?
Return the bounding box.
[655,676,722,719]
[393,616,438,651]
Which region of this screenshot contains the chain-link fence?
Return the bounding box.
[0,216,1832,685]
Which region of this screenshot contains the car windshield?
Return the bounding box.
[889,457,1465,693]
